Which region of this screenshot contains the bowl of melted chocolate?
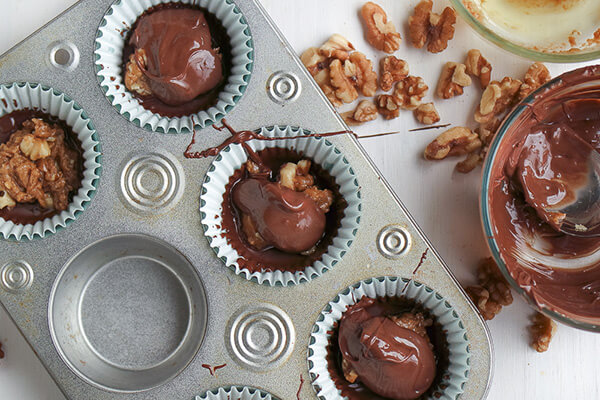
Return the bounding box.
[0,110,83,226]
[122,3,232,117]
[482,65,600,330]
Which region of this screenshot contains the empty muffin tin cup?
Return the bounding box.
[94,0,253,133]
[200,125,362,286]
[308,276,471,400]
[0,82,101,241]
[196,386,280,400]
[48,234,208,392]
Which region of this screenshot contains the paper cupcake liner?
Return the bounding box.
[308,277,471,400]
[195,386,279,400]
[94,0,253,134]
[0,82,102,241]
[200,126,361,286]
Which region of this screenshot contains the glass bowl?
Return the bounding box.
[480,65,600,332]
[450,0,600,63]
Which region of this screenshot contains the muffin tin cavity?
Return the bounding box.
[200,125,362,286]
[94,0,254,133]
[48,234,208,392]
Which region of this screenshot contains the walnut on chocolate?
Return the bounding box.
[408,0,456,53]
[0,118,80,213]
[360,2,401,53]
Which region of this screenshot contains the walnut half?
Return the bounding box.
[380,56,409,92]
[424,127,481,160]
[376,94,400,120]
[529,312,557,353]
[436,62,472,99]
[414,103,440,125]
[393,76,428,110]
[342,99,378,126]
[465,49,492,88]
[361,2,401,53]
[466,257,513,320]
[408,0,456,53]
[475,77,522,123]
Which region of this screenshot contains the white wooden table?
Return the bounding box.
[1,1,599,399]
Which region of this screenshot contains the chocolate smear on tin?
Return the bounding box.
[201,363,227,376]
[296,373,305,400]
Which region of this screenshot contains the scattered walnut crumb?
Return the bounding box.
[342,99,378,126]
[436,62,472,99]
[393,76,428,110]
[408,0,456,53]
[465,49,492,88]
[466,257,513,320]
[518,62,551,100]
[424,127,481,160]
[475,77,522,123]
[414,103,440,125]
[124,49,152,96]
[380,56,409,92]
[529,312,557,353]
[361,2,401,53]
[376,94,400,119]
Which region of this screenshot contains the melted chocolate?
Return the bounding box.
[221,147,346,273]
[123,3,231,117]
[328,297,448,400]
[489,66,600,324]
[232,178,326,253]
[0,109,83,225]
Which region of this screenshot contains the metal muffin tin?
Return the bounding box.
[0,0,493,399]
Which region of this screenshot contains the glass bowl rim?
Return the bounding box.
[450,0,600,63]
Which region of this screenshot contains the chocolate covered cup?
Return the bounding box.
[94,0,253,133]
[200,126,361,286]
[308,277,470,400]
[0,83,101,241]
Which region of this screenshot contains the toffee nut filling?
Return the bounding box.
[0,111,82,225]
[488,69,600,323]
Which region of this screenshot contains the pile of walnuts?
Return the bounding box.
[301,1,458,127]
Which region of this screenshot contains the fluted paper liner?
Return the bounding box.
[308,277,471,400]
[0,83,101,241]
[94,0,253,133]
[200,126,361,286]
[195,386,279,400]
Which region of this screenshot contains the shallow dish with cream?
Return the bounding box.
[482,65,600,330]
[452,0,600,61]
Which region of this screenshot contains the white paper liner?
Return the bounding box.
[0,83,101,241]
[308,277,471,400]
[94,0,253,134]
[200,126,361,286]
[195,386,279,400]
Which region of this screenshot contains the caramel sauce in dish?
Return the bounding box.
[476,0,600,51]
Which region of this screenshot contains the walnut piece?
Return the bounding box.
[349,52,378,97]
[361,2,401,53]
[393,76,428,110]
[19,134,51,161]
[124,49,152,96]
[319,34,355,60]
[519,62,551,100]
[456,152,482,173]
[300,47,342,107]
[390,312,432,338]
[414,103,440,125]
[376,94,400,120]
[466,257,513,320]
[0,187,16,209]
[277,160,333,212]
[342,99,378,126]
[424,127,481,160]
[465,49,492,88]
[408,0,456,53]
[529,312,557,353]
[330,59,359,104]
[380,56,409,92]
[342,358,359,383]
[475,77,522,123]
[436,62,472,99]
